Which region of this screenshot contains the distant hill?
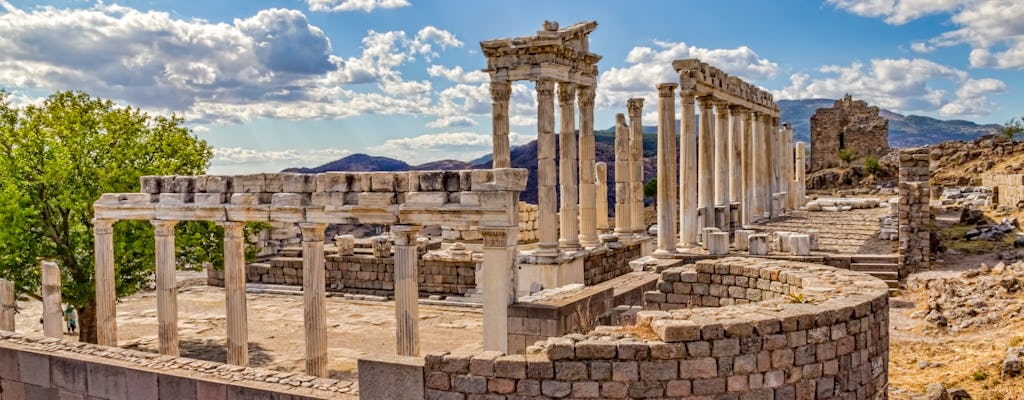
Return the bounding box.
[776,99,1002,147]
[283,153,410,173]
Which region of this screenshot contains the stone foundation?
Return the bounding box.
[388,257,889,400]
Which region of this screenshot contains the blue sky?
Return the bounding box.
[1,0,1021,173]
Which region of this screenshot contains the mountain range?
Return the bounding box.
[283,98,1004,204]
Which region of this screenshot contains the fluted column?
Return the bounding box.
[714,102,730,208]
[627,98,645,234]
[596,162,609,231]
[490,81,512,168]
[795,141,807,207]
[767,116,779,218]
[577,85,599,248]
[535,80,559,256]
[655,83,678,254]
[481,226,517,352]
[41,261,62,338]
[697,97,715,230]
[751,113,765,220]
[220,221,249,366]
[729,106,743,207]
[678,89,698,246]
[613,114,632,234]
[741,111,754,226]
[393,225,422,356]
[153,219,179,356]
[93,218,117,346]
[784,124,796,210]
[0,278,13,331]
[300,222,328,377]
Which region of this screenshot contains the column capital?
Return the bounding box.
[713,101,732,115]
[577,85,595,109]
[480,226,516,248]
[299,223,327,242]
[151,220,178,236]
[697,95,715,110]
[729,105,747,114]
[536,80,555,99]
[489,81,511,103]
[217,221,245,238]
[678,89,696,105]
[656,82,678,97]
[557,82,576,105]
[391,224,422,246]
[626,98,644,117]
[93,218,115,235]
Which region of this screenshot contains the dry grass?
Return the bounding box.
[932,222,1016,254]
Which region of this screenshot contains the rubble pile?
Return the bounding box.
[962,218,1018,242]
[907,262,1024,332]
[938,187,992,207]
[803,197,885,212]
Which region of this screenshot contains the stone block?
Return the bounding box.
[140,176,161,193]
[51,357,87,392]
[18,351,50,387]
[370,173,396,192]
[310,192,346,207]
[157,374,197,400]
[193,193,225,205]
[0,347,19,380]
[679,357,718,379]
[316,172,350,192]
[205,175,231,193]
[357,354,424,400]
[234,174,265,193]
[23,383,56,399]
[418,171,445,191]
[708,232,729,255]
[541,380,572,397]
[225,387,274,400]
[282,173,316,193]
[195,381,226,400]
[125,369,159,400]
[87,363,127,400]
[652,319,701,342]
[405,192,448,206]
[749,234,769,256]
[357,192,395,207]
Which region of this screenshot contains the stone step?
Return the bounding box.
[848,254,900,263]
[857,271,900,280]
[849,263,900,272]
[883,280,901,289]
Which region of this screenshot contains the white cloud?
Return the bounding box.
[774,58,1006,118]
[830,0,1024,69]
[306,0,410,13]
[426,115,477,128]
[426,65,487,83]
[597,40,779,110]
[213,147,351,164]
[367,131,531,164]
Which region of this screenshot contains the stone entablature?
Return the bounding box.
[480,21,600,86]
[673,59,779,116]
[407,258,889,399]
[810,95,889,171]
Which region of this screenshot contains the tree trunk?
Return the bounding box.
[78,299,98,344]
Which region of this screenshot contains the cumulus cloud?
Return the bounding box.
[213,147,351,164]
[596,40,779,110]
[426,65,487,83]
[367,131,531,164]
[426,115,477,128]
[306,0,410,13]
[830,0,1024,69]
[774,58,1006,118]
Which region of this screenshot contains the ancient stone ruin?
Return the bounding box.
[810,95,889,171]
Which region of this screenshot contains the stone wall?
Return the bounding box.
[442,202,538,243]
[898,148,930,276]
[583,241,642,286]
[981,174,1024,208]
[810,95,889,171]
[387,257,889,400]
[0,331,353,399]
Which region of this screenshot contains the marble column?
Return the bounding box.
[220,221,249,366]
[613,114,632,234]
[595,162,609,231]
[535,80,559,256]
[768,116,780,218]
[741,111,754,226]
[729,106,743,207]
[0,279,13,331]
[93,218,117,346]
[152,219,179,356]
[714,102,730,208]
[577,85,599,248]
[490,81,512,169]
[300,222,328,377]
[784,125,796,210]
[41,261,62,338]
[678,89,698,246]
[697,97,716,230]
[655,83,678,254]
[481,226,517,352]
[795,141,807,207]
[627,98,645,234]
[393,225,421,356]
[750,113,765,220]
[558,83,580,251]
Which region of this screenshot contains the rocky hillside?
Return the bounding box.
[930,134,1024,187]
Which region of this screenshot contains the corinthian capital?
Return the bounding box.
[489,81,511,103]
[626,98,644,117]
[577,85,595,109]
[557,82,576,105]
[536,80,555,100]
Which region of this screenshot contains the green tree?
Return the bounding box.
[643,179,657,199]
[1003,117,1023,142]
[0,90,215,343]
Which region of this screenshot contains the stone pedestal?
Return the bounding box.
[336,234,355,256]
[807,229,820,251]
[734,230,754,251]
[393,225,422,356]
[300,223,329,377]
[535,80,559,256]
[654,83,678,254]
[220,222,249,366]
[701,227,720,249]
[0,278,13,331]
[41,261,62,338]
[153,219,180,356]
[749,234,769,256]
[776,231,792,253]
[93,218,117,346]
[482,227,517,352]
[558,83,580,250]
[789,234,811,256]
[707,232,729,255]
[714,206,729,231]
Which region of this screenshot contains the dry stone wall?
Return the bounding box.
[411,257,890,400]
[810,95,889,171]
[583,241,642,286]
[981,174,1024,209]
[898,148,931,276]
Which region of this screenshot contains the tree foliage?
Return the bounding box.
[0,90,215,342]
[643,179,657,199]
[863,155,881,176]
[1003,117,1023,142]
[837,148,856,165]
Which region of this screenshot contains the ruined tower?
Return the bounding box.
[809,95,889,171]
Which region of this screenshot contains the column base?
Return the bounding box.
[558,239,581,251]
[578,235,600,248]
[652,249,677,258]
[533,243,560,258]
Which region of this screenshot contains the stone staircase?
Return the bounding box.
[846,254,901,292]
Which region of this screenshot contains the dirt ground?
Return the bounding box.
[14,274,485,387]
